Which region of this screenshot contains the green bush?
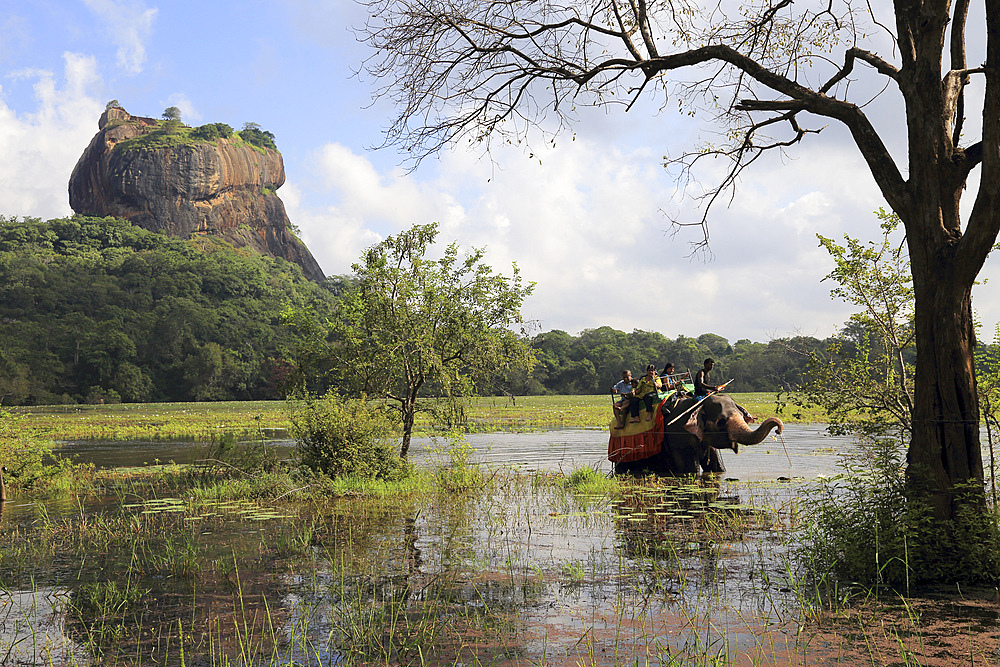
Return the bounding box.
[289,393,405,481]
[797,435,1000,587]
[190,123,234,142]
[563,466,615,494]
[0,410,76,493]
[430,430,483,492]
[239,125,278,151]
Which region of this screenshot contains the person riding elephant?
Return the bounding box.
[629,365,662,423]
[613,393,783,476]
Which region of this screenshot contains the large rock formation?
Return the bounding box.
[69,106,325,281]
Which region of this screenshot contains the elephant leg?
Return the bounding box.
[700,447,726,474]
[614,459,655,476]
[663,435,700,475]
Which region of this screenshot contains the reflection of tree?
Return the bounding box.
[317,493,541,664]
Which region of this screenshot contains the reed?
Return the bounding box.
[2,428,990,665]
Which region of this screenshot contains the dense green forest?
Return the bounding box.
[513,329,836,395]
[0,214,937,404]
[0,215,336,404]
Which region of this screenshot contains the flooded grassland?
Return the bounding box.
[2,403,1000,665]
[1,468,812,666]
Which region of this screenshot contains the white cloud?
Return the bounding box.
[283,138,861,342]
[280,182,383,273]
[0,53,104,220]
[82,0,157,75]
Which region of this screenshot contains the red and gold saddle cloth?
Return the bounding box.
[607,398,666,463]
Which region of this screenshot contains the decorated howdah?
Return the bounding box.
[608,382,783,476]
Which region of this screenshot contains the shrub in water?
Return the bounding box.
[798,434,1000,587]
[0,409,77,493]
[430,429,483,492]
[563,466,615,494]
[289,393,405,480]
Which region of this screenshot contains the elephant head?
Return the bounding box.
[683,394,784,452]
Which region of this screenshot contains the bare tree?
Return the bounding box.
[358,0,999,532]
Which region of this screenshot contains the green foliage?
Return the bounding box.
[563,466,616,494]
[196,430,281,478]
[429,430,484,492]
[239,122,278,151]
[113,125,197,152]
[0,215,337,404]
[286,222,535,457]
[797,437,910,585]
[189,122,234,141]
[115,119,237,153]
[976,325,1000,504]
[289,393,407,480]
[161,106,182,122]
[798,436,1000,586]
[0,409,74,492]
[796,210,915,437]
[524,327,825,395]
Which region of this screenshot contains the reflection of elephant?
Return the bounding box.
[615,394,783,476]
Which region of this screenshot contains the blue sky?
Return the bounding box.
[2,0,998,347]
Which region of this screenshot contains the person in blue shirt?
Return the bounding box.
[611,370,634,428]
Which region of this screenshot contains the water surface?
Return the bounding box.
[56,423,854,480]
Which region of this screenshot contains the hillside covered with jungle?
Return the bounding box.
[0,213,956,406]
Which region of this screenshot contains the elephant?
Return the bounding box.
[614,393,783,476]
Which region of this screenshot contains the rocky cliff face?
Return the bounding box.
[69,107,325,281]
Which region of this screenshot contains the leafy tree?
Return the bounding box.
[190,123,234,142]
[239,122,278,151]
[161,106,183,135]
[359,0,998,536]
[802,211,915,437]
[295,222,535,458]
[161,107,182,122]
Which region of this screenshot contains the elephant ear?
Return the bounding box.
[683,404,706,442]
[736,402,756,424]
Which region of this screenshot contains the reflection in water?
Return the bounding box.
[3,426,942,664]
[0,467,817,665]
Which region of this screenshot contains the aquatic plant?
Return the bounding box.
[562,465,616,495]
[429,430,485,492]
[288,393,407,481]
[796,434,1000,586]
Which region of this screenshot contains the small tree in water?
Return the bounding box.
[287,222,535,458]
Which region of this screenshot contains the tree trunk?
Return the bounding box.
[400,397,416,459]
[893,10,991,521]
[905,228,985,518]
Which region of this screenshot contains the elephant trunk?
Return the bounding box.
[727,414,783,447]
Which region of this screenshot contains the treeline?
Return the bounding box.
[0,214,966,405]
[511,328,833,395]
[0,215,336,405]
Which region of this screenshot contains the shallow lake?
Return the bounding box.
[6,425,996,665]
[55,423,855,481]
